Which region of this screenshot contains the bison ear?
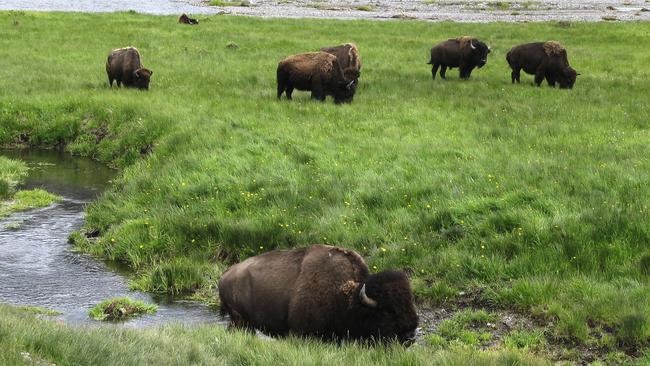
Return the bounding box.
[359,284,377,308]
[149,70,153,76]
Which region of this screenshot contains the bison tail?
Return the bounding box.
[426,60,432,65]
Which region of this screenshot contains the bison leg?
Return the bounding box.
[534,69,545,87]
[546,74,557,87]
[310,82,325,102]
[511,68,521,84]
[459,66,472,80]
[431,63,440,80]
[286,85,294,100]
[108,76,114,87]
[439,65,447,79]
[277,82,285,99]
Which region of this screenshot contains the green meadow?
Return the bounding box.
[1,11,649,364]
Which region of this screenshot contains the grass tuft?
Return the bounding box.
[88,297,157,321]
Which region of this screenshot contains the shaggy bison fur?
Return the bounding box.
[428,36,491,80]
[105,47,153,90]
[506,41,579,89]
[218,245,419,345]
[320,43,362,81]
[277,52,356,104]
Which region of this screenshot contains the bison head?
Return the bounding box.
[469,39,490,68]
[354,270,418,345]
[333,79,357,104]
[133,68,153,90]
[559,67,579,89]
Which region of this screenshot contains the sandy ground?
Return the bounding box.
[1,0,649,22]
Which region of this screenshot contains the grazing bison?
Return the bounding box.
[106,47,153,90]
[219,245,419,345]
[320,43,362,80]
[277,52,356,104]
[178,13,199,25]
[506,41,579,89]
[428,36,491,80]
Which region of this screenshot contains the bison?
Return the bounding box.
[428,36,491,80]
[320,43,362,81]
[277,52,356,104]
[178,13,199,25]
[506,41,579,89]
[218,245,419,345]
[105,47,153,90]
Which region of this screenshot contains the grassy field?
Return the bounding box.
[1,11,650,363]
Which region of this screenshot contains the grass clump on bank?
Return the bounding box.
[0,156,27,198]
[0,156,60,217]
[88,297,157,321]
[1,11,650,362]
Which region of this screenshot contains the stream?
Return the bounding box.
[0,149,224,327]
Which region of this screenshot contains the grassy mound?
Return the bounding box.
[1,11,649,361]
[0,156,61,217]
[88,297,157,321]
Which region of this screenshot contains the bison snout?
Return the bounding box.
[400,330,417,347]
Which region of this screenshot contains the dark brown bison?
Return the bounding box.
[106,47,153,90]
[428,36,491,80]
[277,52,356,104]
[218,245,419,345]
[506,41,579,89]
[178,13,199,25]
[320,43,361,80]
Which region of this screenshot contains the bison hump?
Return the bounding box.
[456,36,474,49]
[543,41,565,56]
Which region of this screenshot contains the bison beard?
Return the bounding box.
[218,245,419,345]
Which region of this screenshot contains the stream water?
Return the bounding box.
[0,149,224,327]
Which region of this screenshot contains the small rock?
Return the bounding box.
[240,0,251,6]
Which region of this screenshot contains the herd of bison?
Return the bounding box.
[104,15,580,345]
[106,15,579,104]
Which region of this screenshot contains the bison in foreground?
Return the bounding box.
[320,43,362,80]
[277,52,356,104]
[219,245,419,345]
[428,36,491,80]
[106,47,153,90]
[178,13,199,25]
[506,41,579,89]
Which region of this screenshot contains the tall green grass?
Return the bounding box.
[1,11,649,357]
[0,304,550,366]
[0,156,27,198]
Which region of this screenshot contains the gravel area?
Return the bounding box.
[1,0,649,22]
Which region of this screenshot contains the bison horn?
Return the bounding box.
[470,40,476,50]
[346,80,354,90]
[359,284,377,308]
